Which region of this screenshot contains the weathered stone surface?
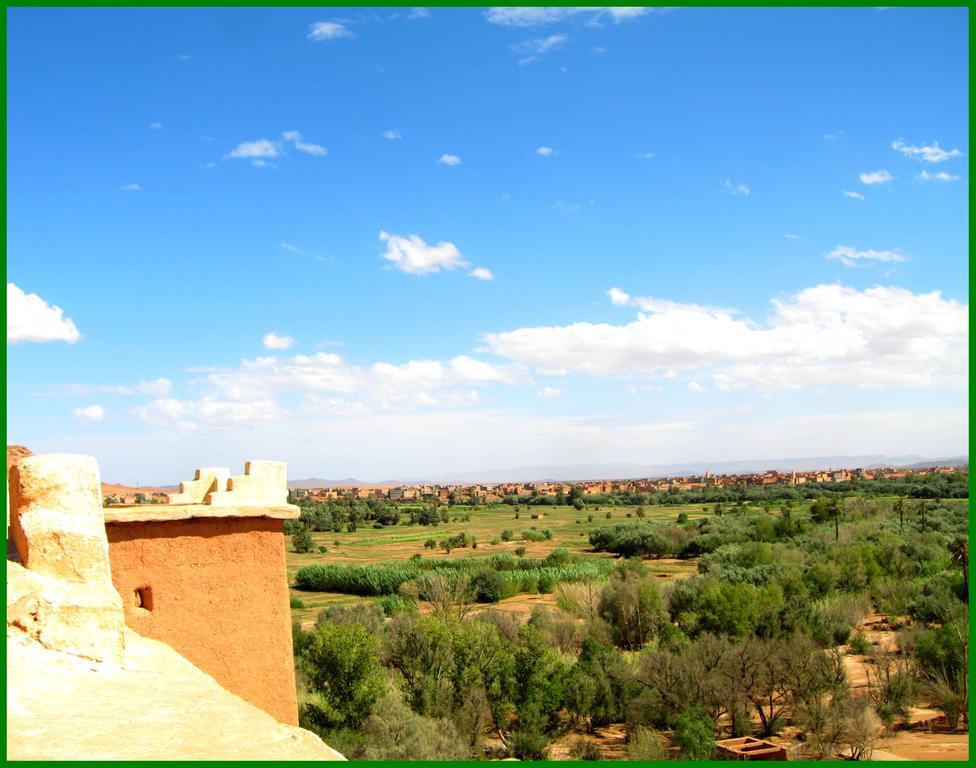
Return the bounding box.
[209,460,289,506]
[6,628,344,760]
[7,561,124,664]
[167,467,230,504]
[9,453,112,583]
[104,503,299,523]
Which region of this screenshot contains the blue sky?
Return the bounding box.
[6,6,969,483]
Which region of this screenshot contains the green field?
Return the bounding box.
[287,500,773,622]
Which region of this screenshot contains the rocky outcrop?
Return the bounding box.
[6,452,343,760]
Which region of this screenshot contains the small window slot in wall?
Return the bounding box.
[134,586,154,611]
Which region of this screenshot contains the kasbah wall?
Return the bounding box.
[103,462,300,725]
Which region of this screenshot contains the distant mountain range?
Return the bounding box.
[287,454,968,488]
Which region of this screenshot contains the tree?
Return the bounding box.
[598,572,667,650]
[301,622,385,730]
[292,528,315,553]
[573,497,586,511]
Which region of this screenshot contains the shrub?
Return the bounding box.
[605,511,612,519]
[501,529,514,541]
[627,727,665,761]
[378,594,416,617]
[573,498,586,511]
[515,546,527,557]
[673,707,715,760]
[677,512,688,524]
[849,632,871,655]
[470,569,507,603]
[290,596,306,609]
[569,738,602,760]
[293,529,315,553]
[318,545,327,553]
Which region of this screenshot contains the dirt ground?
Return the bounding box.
[874,730,969,760]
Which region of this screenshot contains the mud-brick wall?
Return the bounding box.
[105,516,298,725]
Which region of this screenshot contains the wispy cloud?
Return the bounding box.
[859,169,894,185]
[282,130,327,156]
[383,129,402,140]
[536,146,555,157]
[407,8,430,20]
[149,121,162,130]
[537,386,562,399]
[7,283,81,344]
[469,267,494,281]
[825,245,906,268]
[917,170,959,182]
[263,332,296,350]
[512,33,567,65]
[634,151,656,160]
[121,183,142,191]
[485,7,659,27]
[721,178,750,196]
[892,139,963,164]
[308,21,354,41]
[842,190,865,201]
[823,130,844,141]
[437,153,462,166]
[784,233,802,240]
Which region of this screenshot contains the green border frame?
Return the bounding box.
[1,2,970,766]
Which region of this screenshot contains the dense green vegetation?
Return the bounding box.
[290,485,968,760]
[295,552,617,600]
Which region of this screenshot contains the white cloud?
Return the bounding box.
[7,283,81,344]
[826,246,906,268]
[227,139,279,159]
[36,379,172,398]
[485,7,657,27]
[859,169,894,185]
[263,332,296,350]
[842,190,865,201]
[469,267,494,281]
[134,397,281,432]
[537,386,562,399]
[408,8,430,20]
[379,230,468,275]
[607,287,631,306]
[73,405,105,422]
[721,178,750,196]
[917,170,959,182]
[483,284,967,392]
[536,145,556,157]
[149,121,162,130]
[635,151,656,160]
[823,130,844,141]
[687,381,704,393]
[121,183,141,191]
[784,234,801,240]
[132,351,524,432]
[437,153,462,166]
[308,22,354,41]
[282,130,327,156]
[891,139,963,163]
[383,129,402,140]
